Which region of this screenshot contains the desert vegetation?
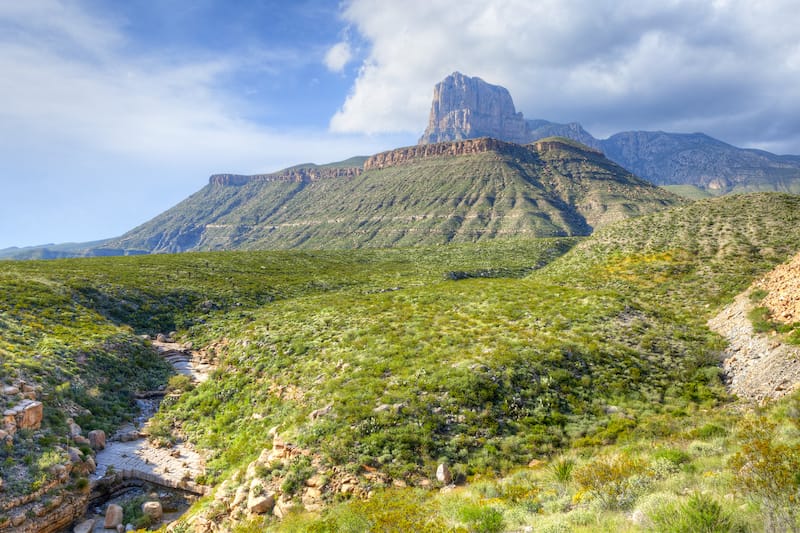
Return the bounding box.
[3,193,800,531]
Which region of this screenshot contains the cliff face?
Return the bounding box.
[364,137,535,170]
[419,72,529,144]
[209,167,362,186]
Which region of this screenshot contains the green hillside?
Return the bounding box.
[101,138,680,254]
[3,193,800,531]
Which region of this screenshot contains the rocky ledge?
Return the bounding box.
[363,137,538,170]
[209,166,362,186]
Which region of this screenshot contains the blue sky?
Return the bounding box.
[2,0,800,249]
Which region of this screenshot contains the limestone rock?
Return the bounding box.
[142,501,163,520]
[88,429,106,450]
[309,401,333,421]
[436,463,452,484]
[10,512,26,527]
[68,447,85,463]
[67,418,82,438]
[232,485,248,508]
[272,496,296,519]
[419,72,528,145]
[104,504,123,529]
[73,518,96,533]
[16,400,43,430]
[247,492,275,514]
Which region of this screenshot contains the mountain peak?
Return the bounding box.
[419,72,529,144]
[419,72,598,149]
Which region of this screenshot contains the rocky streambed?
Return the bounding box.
[67,337,214,532]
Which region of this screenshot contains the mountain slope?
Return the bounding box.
[101,138,680,254]
[420,72,800,193]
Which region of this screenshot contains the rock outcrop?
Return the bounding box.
[419,72,529,144]
[753,252,800,323]
[709,291,800,403]
[364,137,534,170]
[209,166,362,187]
[3,399,43,434]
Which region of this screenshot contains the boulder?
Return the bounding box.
[118,430,141,442]
[308,402,333,421]
[67,418,82,438]
[73,518,95,533]
[436,463,452,484]
[2,385,19,396]
[85,455,96,473]
[104,504,123,529]
[18,401,43,430]
[73,435,91,446]
[272,497,296,519]
[88,429,106,450]
[142,501,163,520]
[156,333,168,342]
[247,493,275,514]
[232,485,248,508]
[10,512,26,527]
[67,447,83,463]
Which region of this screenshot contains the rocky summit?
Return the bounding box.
[420,72,800,194]
[419,72,597,148]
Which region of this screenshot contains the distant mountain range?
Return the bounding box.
[421,72,800,196]
[6,71,799,260]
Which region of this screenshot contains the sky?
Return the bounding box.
[2,0,800,249]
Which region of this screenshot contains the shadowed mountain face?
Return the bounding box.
[420,72,800,194]
[99,138,680,254]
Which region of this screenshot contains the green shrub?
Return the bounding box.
[548,457,575,484]
[457,503,505,533]
[693,423,727,439]
[574,453,645,510]
[167,374,194,393]
[653,448,691,466]
[649,493,744,533]
[730,417,800,532]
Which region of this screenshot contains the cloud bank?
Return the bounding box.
[330,0,800,153]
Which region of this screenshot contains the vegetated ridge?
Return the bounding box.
[421,72,800,196]
[97,137,679,254]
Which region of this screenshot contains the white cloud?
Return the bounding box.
[331,0,800,152]
[324,41,352,72]
[0,0,406,248]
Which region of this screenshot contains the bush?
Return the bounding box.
[548,457,575,484]
[648,493,744,533]
[573,453,645,510]
[457,503,505,533]
[730,416,800,532]
[167,374,194,393]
